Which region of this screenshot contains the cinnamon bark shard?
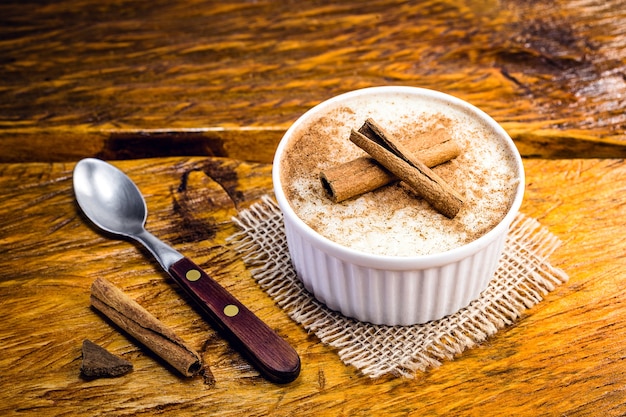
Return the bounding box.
[90,277,204,377]
[350,118,464,218]
[320,122,462,203]
[80,339,133,378]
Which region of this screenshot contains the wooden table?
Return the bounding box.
[1,1,625,415]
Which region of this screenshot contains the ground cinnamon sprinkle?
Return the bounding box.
[279,98,519,257]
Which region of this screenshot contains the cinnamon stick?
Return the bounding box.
[349,119,464,218]
[80,339,133,378]
[320,125,461,203]
[90,277,204,377]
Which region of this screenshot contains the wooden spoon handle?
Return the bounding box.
[168,257,300,383]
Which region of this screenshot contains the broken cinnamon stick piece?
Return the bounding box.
[80,339,133,378]
[90,277,204,377]
[320,137,461,203]
[349,121,464,218]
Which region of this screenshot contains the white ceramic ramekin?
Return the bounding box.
[272,86,525,326]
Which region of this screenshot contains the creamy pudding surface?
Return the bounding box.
[279,91,521,257]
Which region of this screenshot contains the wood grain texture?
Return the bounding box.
[1,157,624,416]
[2,0,626,163]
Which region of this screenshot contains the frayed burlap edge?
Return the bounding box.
[227,196,569,378]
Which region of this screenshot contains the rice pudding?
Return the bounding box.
[278,91,520,257]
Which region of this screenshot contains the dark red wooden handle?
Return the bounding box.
[168,257,300,383]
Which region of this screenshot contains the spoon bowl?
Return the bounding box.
[74,159,147,236]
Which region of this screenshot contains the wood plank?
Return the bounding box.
[2,0,626,162]
[0,157,624,416]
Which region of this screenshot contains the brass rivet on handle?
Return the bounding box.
[185,269,201,282]
[223,304,239,317]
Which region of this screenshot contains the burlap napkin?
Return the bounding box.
[228,196,568,378]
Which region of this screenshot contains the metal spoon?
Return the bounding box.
[73,158,300,383]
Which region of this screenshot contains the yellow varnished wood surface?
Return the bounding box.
[1,0,626,162]
[2,0,626,415]
[1,157,625,416]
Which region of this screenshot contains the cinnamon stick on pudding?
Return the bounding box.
[349,118,464,218]
[320,133,461,203]
[90,277,204,377]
